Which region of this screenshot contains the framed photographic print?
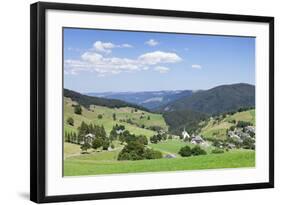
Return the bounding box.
[30,2,274,203]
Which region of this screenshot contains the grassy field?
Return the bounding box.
[200,109,255,140]
[64,148,255,176]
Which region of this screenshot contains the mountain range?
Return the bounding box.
[86,90,193,110]
[86,83,255,114]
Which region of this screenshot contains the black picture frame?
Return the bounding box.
[30,2,274,203]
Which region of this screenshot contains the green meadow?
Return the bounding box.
[64,142,255,176]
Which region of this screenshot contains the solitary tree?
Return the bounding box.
[113,113,116,121]
[66,117,74,126]
[74,105,82,115]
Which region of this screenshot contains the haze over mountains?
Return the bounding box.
[85,83,255,114]
[86,90,193,110]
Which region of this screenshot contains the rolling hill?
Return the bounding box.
[158,83,255,115]
[64,97,168,138]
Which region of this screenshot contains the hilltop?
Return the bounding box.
[158,83,255,115]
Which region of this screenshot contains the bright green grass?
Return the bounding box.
[149,139,214,155]
[227,109,255,125]
[64,150,255,176]
[149,139,190,155]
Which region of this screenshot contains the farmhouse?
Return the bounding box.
[182,128,190,140]
[116,129,124,135]
[191,135,205,145]
[82,133,95,144]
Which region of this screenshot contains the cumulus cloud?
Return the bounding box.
[65,50,181,76]
[93,41,133,54]
[145,39,159,47]
[154,66,170,73]
[138,51,182,65]
[191,64,202,69]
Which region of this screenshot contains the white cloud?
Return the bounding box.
[154,66,170,74]
[93,41,133,54]
[65,51,181,76]
[121,43,133,48]
[191,64,202,69]
[138,51,182,65]
[145,39,159,47]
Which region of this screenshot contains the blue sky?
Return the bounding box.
[64,28,255,93]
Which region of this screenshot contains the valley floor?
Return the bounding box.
[63,140,255,176]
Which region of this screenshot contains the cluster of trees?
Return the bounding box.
[178,145,207,157]
[147,125,162,132]
[74,104,82,115]
[64,131,79,144]
[119,131,148,146]
[236,120,253,128]
[150,133,167,144]
[109,124,125,141]
[163,109,207,136]
[78,121,110,152]
[118,131,162,161]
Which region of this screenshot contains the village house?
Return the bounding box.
[82,133,95,145]
[116,128,125,135]
[191,135,205,145]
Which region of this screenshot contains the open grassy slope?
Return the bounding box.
[64,97,167,138]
